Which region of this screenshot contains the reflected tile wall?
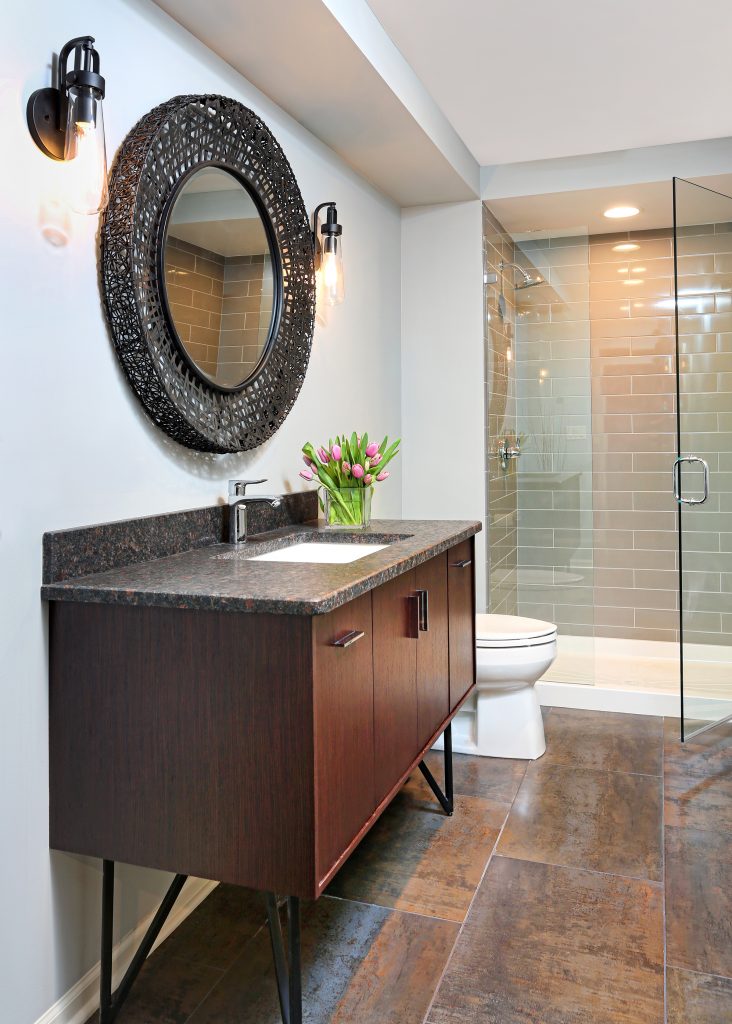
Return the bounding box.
[484,206,518,615]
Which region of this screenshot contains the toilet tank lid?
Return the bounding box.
[476,613,557,641]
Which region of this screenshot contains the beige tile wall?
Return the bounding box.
[503,220,732,645]
[165,237,225,379]
[484,206,519,615]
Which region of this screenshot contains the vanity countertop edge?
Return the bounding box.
[41,514,482,616]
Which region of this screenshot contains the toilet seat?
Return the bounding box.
[476,613,557,649]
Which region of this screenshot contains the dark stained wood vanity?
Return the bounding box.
[42,500,479,1024]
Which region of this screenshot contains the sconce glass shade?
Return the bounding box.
[320,233,344,307]
[64,85,108,214]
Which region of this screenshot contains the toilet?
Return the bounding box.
[439,613,557,760]
[474,613,557,759]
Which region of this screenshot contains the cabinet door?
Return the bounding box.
[415,553,449,747]
[313,591,375,882]
[447,539,476,709]
[372,569,418,804]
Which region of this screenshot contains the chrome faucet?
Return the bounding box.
[228,479,283,544]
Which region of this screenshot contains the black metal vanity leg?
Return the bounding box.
[287,897,302,1024]
[418,724,454,816]
[444,722,454,812]
[99,860,115,1024]
[264,893,303,1024]
[98,860,187,1024]
[265,894,290,1024]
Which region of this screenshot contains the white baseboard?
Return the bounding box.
[536,681,680,717]
[34,877,218,1024]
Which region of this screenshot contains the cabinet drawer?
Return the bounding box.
[313,592,375,882]
[447,539,476,709]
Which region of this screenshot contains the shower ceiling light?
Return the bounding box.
[612,242,640,252]
[604,205,640,219]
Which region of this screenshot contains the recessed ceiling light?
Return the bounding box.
[623,278,644,286]
[612,242,640,252]
[604,205,640,219]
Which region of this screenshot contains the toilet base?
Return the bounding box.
[475,686,546,759]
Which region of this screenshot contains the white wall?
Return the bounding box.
[400,202,486,607]
[0,2,401,1020]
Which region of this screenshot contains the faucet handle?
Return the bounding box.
[228,479,267,500]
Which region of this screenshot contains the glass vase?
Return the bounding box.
[320,485,372,530]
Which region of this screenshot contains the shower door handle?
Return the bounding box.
[673,456,709,505]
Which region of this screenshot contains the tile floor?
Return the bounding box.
[89,708,732,1024]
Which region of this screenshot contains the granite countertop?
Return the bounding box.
[41,517,481,615]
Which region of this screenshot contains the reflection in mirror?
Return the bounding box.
[164,167,276,389]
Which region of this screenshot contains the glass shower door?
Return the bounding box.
[673,177,732,739]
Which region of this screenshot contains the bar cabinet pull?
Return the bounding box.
[452,558,472,568]
[332,630,365,648]
[416,589,429,631]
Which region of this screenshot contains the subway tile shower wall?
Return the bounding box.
[484,205,518,616]
[483,206,732,645]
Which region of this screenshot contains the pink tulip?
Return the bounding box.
[317,446,330,464]
[332,443,342,461]
[303,454,313,467]
[364,474,373,485]
[376,470,390,482]
[342,461,351,475]
[299,468,314,481]
[352,464,364,479]
[369,452,382,466]
[365,442,379,458]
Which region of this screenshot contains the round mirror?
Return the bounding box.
[163,166,279,390]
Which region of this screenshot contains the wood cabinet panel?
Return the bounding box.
[447,538,476,709]
[372,569,418,804]
[49,603,316,895]
[313,592,376,883]
[415,553,450,748]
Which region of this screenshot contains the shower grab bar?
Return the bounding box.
[673,455,709,505]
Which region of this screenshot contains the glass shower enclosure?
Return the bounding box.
[673,177,732,739]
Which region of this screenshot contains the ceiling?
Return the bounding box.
[488,174,732,237]
[152,0,479,205]
[367,0,732,166]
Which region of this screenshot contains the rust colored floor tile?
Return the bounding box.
[326,773,506,921]
[427,857,664,1024]
[497,763,662,881]
[153,883,267,970]
[542,708,663,776]
[666,968,732,1024]
[664,718,732,833]
[188,896,457,1024]
[421,749,527,803]
[87,953,224,1024]
[666,825,732,978]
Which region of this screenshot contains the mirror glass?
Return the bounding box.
[163,166,277,389]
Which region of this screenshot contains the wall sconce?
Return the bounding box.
[27,36,108,215]
[313,202,344,307]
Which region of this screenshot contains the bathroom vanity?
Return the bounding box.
[42,496,479,1024]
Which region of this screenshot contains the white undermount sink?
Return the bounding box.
[250,541,388,564]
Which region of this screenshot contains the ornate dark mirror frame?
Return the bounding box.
[100,95,315,453]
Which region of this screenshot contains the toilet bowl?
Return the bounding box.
[474,614,557,759]
[437,613,558,760]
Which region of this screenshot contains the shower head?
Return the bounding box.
[499,260,543,290]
